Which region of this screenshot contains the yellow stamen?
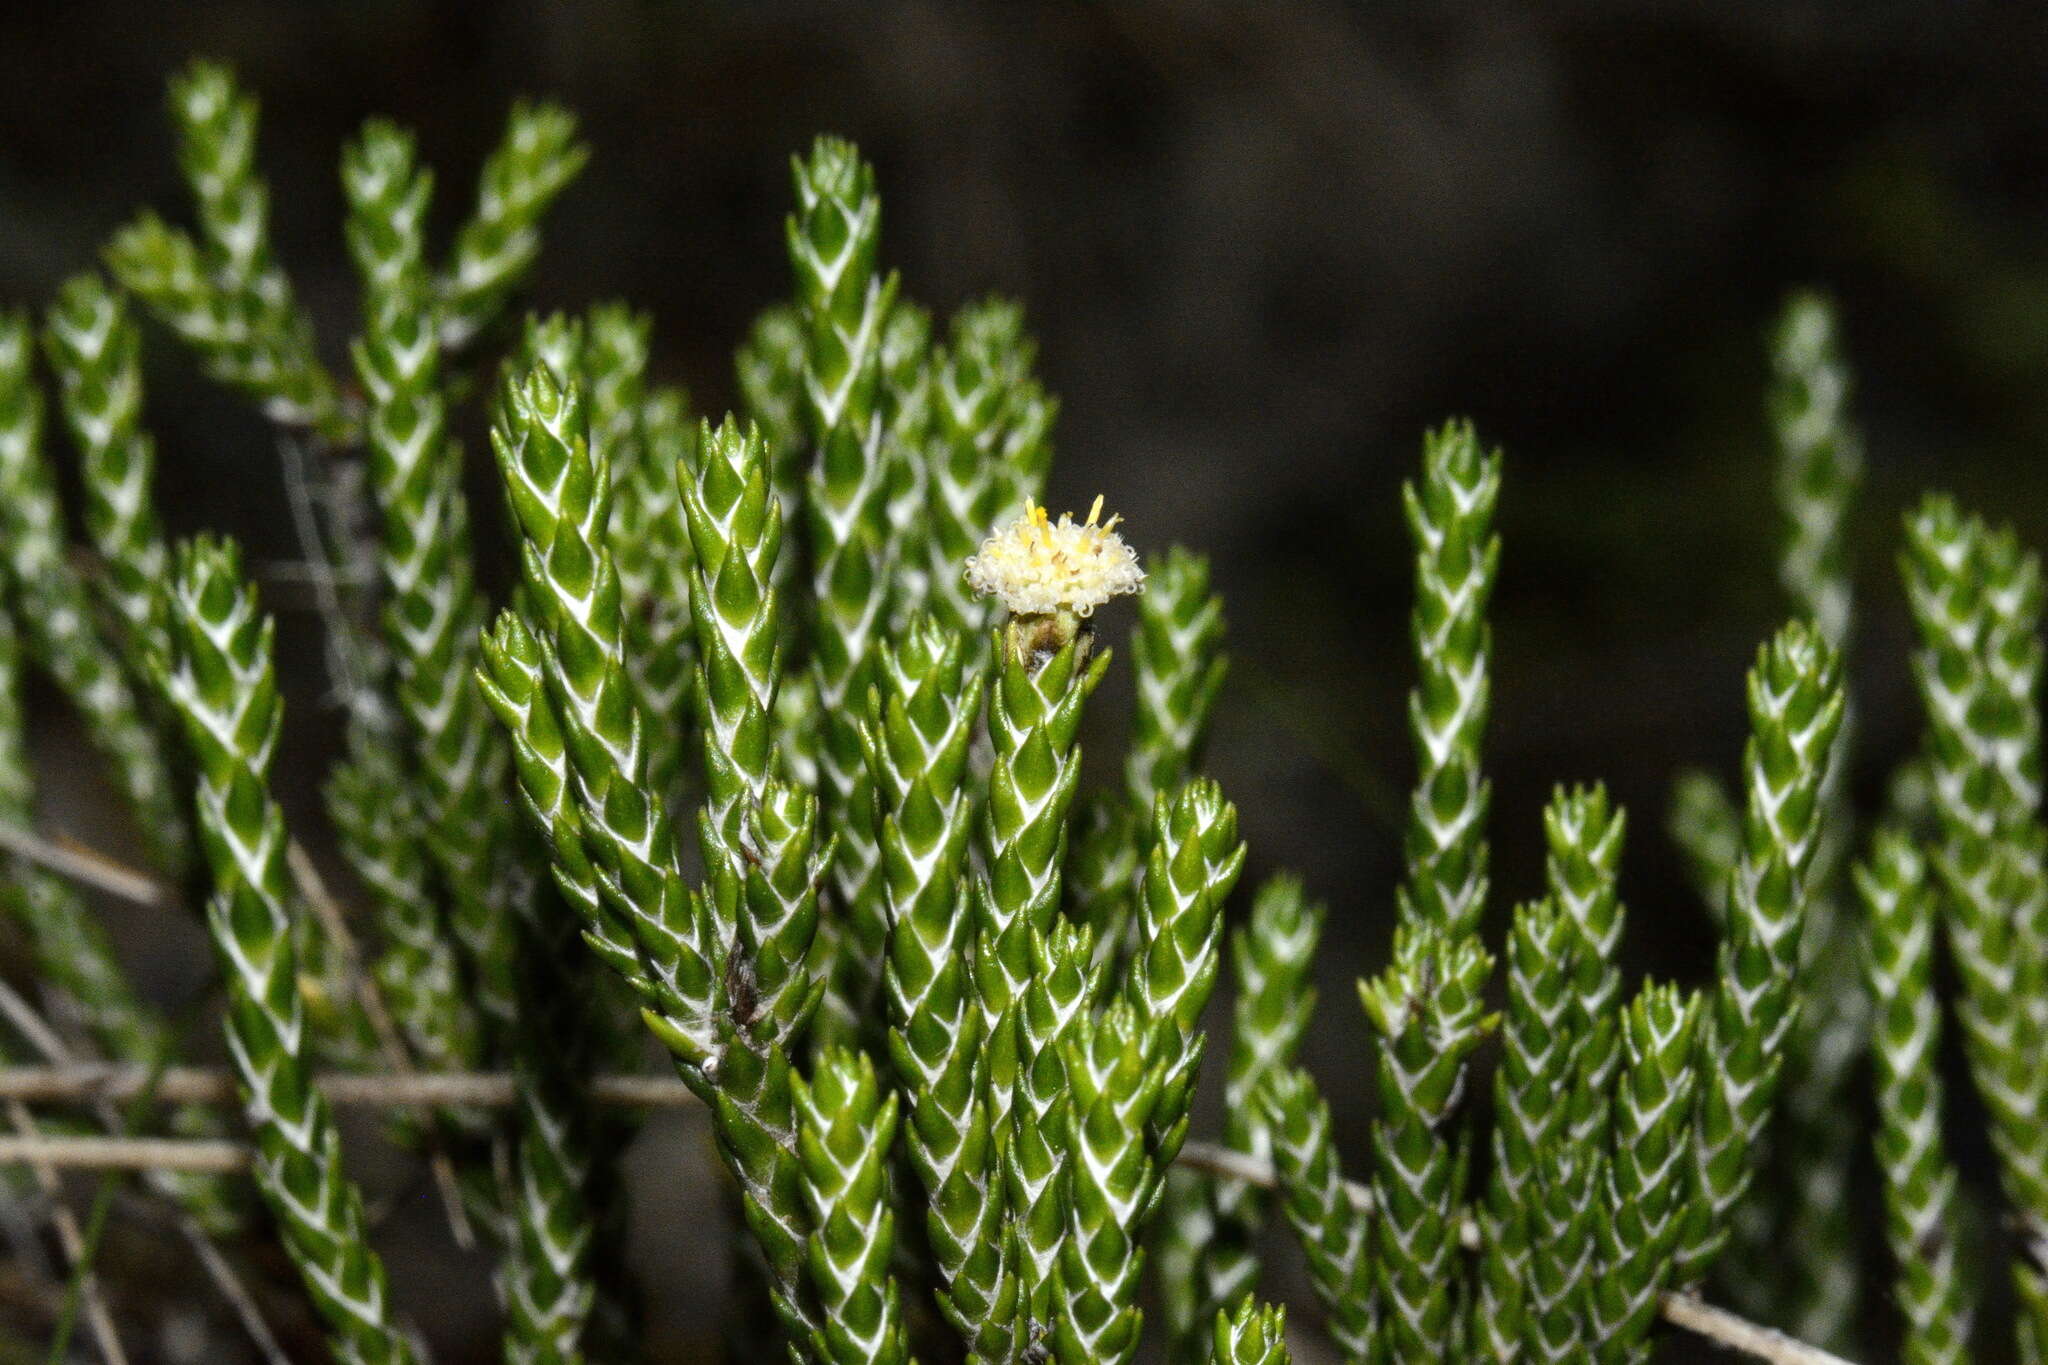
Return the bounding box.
[963,496,1147,618]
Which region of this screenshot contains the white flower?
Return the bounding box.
[964,496,1146,617]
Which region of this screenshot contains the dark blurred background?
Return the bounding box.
[4,2,2048,1360]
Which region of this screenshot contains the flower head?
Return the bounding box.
[964,496,1146,618]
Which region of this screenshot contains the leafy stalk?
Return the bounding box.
[1762,288,1868,1348]
[488,371,826,1351]
[794,1049,911,1365]
[342,120,509,1064]
[1546,784,1627,1143]
[159,536,415,1364]
[1397,420,1499,939]
[680,416,787,857]
[1074,547,1228,960]
[0,312,189,874]
[866,620,1017,1357]
[499,867,600,1365]
[107,62,344,436]
[1158,876,1323,1363]
[788,137,899,1052]
[1857,831,1973,1365]
[1771,291,1863,647]
[1049,1002,1166,1365]
[1525,785,1625,1362]
[1007,920,1102,1321]
[1475,901,1578,1361]
[1359,926,1498,1361]
[1125,778,1244,1162]
[1902,495,2048,1343]
[972,636,1107,1046]
[438,101,589,350]
[1674,621,1846,1283]
[1589,985,1702,1363]
[489,367,720,1058]
[1125,548,1229,813]
[40,273,171,665]
[1260,1067,1373,1359]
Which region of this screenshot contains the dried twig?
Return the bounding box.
[168,1206,292,1365]
[1657,1292,1859,1365]
[0,1064,692,1109]
[0,981,73,1066]
[0,825,170,909]
[0,1133,248,1173]
[274,429,370,706]
[5,1100,128,1365]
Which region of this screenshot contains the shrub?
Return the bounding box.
[0,59,2035,1365]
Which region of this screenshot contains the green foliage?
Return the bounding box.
[1361,926,1498,1361]
[0,567,243,1236]
[492,369,827,1348]
[788,137,901,1055]
[1666,291,1868,1346]
[11,58,2043,1365]
[1760,289,1869,1349]
[345,116,604,1362]
[1074,545,1228,971]
[1526,786,1625,1362]
[1771,290,1864,646]
[974,637,1108,1035]
[598,314,696,802]
[1476,901,1577,1361]
[922,299,1053,635]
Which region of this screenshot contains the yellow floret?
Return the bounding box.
[964,496,1146,617]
